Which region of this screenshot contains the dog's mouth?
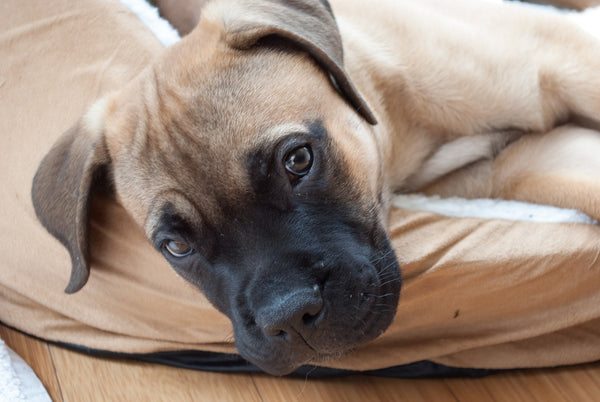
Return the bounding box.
[230,247,401,376]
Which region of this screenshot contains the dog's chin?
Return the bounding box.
[239,346,351,376]
[234,330,358,376]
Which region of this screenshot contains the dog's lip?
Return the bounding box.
[235,332,315,376]
[238,329,363,376]
[353,292,394,335]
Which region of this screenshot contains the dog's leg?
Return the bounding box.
[403,0,600,134]
[421,125,600,221]
[491,126,600,221]
[336,0,600,187]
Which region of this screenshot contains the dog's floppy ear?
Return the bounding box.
[220,0,377,125]
[32,101,111,294]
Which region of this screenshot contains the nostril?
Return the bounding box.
[301,292,324,328]
[256,285,325,337]
[261,325,288,338]
[302,311,319,327]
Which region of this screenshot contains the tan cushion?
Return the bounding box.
[2,0,600,372]
[0,0,231,353]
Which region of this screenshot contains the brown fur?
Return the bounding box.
[31,0,600,374]
[423,125,600,219]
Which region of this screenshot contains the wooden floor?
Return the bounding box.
[3,325,600,401]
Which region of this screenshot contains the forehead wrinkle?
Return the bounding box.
[144,188,210,238]
[146,126,253,228]
[150,41,332,155]
[202,49,325,125]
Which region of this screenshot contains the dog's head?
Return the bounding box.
[32,0,400,375]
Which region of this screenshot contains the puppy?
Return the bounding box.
[32,0,600,375]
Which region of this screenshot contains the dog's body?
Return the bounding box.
[32,0,600,375]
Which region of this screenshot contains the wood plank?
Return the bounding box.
[251,373,457,402]
[5,322,600,401]
[444,364,600,402]
[546,364,600,400]
[0,325,63,401]
[49,345,263,402]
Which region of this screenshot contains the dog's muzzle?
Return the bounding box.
[227,245,401,376]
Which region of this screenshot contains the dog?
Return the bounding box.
[31,0,600,375]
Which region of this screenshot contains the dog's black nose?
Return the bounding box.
[255,284,324,338]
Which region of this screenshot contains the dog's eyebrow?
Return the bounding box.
[259,123,312,144]
[144,191,204,243]
[148,202,198,244]
[262,121,327,147]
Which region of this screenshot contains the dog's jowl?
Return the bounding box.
[31,0,600,375]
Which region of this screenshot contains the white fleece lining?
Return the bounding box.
[119,0,181,46]
[392,194,598,224]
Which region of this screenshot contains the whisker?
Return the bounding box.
[378,277,401,287]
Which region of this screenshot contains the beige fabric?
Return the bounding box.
[357,210,600,370]
[2,0,600,372]
[0,0,233,354]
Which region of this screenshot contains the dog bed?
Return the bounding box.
[2,0,600,377]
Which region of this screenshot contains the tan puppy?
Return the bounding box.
[32,0,600,375]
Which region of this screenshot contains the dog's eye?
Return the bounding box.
[284,146,313,177]
[162,240,194,258]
